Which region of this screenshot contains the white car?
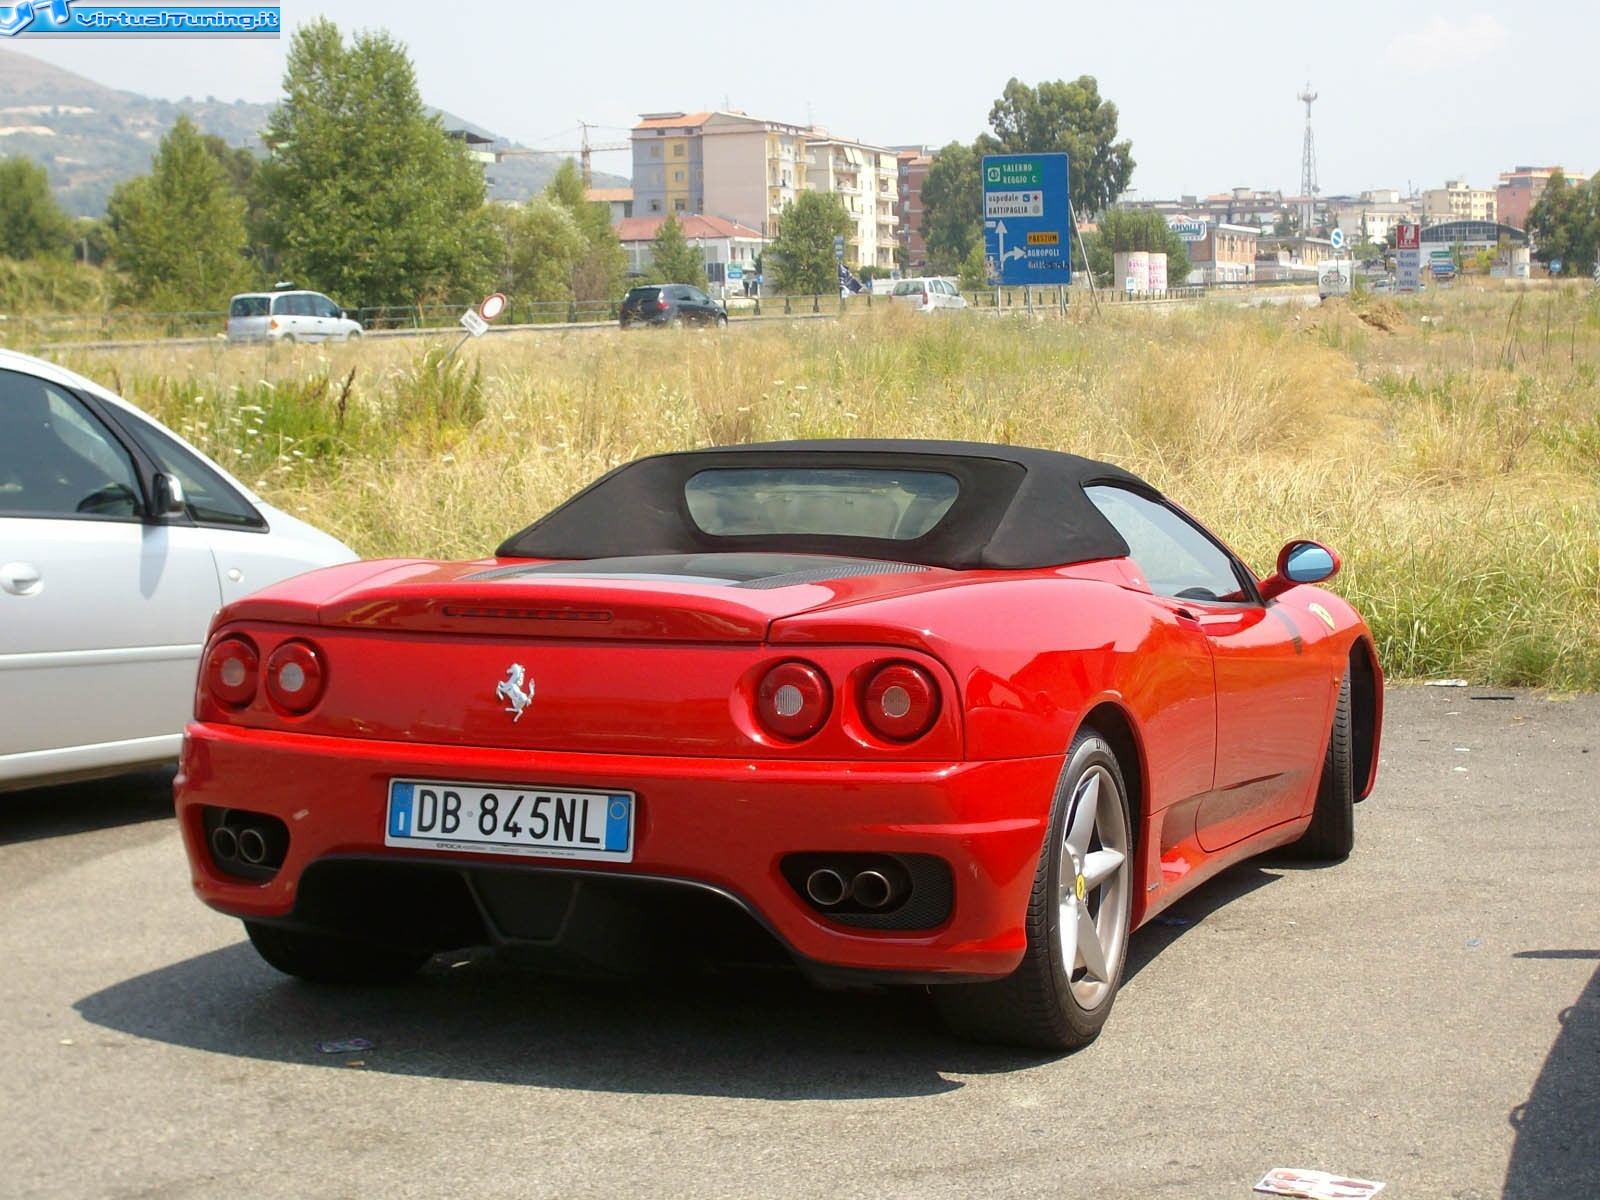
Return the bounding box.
[890,277,969,312]
[227,289,364,344]
[0,349,357,791]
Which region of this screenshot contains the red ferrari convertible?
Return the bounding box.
[176,440,1381,1050]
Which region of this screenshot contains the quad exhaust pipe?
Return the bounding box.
[207,809,288,874]
[236,826,270,865]
[210,825,239,862]
[804,866,900,911]
[804,867,848,907]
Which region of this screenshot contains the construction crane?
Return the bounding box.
[495,121,628,187]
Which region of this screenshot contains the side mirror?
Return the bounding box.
[1259,539,1339,600]
[153,473,186,515]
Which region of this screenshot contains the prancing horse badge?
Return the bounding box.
[496,663,534,721]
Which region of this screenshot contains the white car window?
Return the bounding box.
[0,370,143,519]
[112,406,265,530]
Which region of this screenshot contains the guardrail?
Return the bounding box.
[5,282,1231,349]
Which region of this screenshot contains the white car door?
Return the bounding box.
[0,369,222,785]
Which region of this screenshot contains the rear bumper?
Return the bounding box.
[176,723,1061,978]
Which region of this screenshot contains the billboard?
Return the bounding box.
[1395,223,1422,294]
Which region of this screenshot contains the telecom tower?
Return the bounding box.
[1298,83,1318,234]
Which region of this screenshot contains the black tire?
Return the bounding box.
[244,921,430,985]
[716,312,728,327]
[279,333,297,345]
[1290,669,1355,861]
[934,728,1134,1051]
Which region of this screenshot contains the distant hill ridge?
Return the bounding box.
[0,46,626,218]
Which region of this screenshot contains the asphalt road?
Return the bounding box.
[1,685,1595,1199]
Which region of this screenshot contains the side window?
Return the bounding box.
[313,294,341,319]
[113,408,265,530]
[271,294,292,316]
[0,370,144,519]
[1085,484,1250,603]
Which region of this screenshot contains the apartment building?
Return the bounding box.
[1496,166,1587,230]
[1120,187,1289,233]
[1327,191,1420,247]
[806,133,900,271]
[1185,223,1258,284]
[896,147,932,270]
[630,112,708,218]
[1421,180,1496,225]
[630,110,811,238]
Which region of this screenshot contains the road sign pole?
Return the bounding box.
[1071,201,1100,315]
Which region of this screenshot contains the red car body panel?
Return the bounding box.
[177,550,1379,978]
[172,441,1376,998]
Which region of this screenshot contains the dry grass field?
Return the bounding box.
[43,282,1600,688]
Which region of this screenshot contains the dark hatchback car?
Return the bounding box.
[619,284,728,329]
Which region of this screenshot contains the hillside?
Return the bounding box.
[0,47,627,217]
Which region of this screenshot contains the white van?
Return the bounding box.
[227,290,363,344]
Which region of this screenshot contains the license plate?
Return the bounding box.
[385,778,634,863]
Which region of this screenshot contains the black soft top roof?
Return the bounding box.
[496,440,1146,569]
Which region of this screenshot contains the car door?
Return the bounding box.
[682,286,709,324]
[1086,484,1325,849]
[308,293,344,340]
[0,368,222,784]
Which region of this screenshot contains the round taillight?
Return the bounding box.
[756,661,832,741]
[265,640,326,714]
[205,636,258,707]
[861,663,939,742]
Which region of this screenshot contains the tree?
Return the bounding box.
[1526,171,1600,276]
[919,76,1135,278]
[648,213,705,284]
[545,160,626,301]
[957,242,988,291]
[1084,209,1192,288]
[986,77,1135,218]
[921,139,987,275]
[488,199,585,304]
[0,155,74,260]
[105,116,254,309]
[256,19,496,307]
[767,190,852,294]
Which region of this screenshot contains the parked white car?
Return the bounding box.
[227,289,363,344]
[0,349,357,791]
[890,277,969,312]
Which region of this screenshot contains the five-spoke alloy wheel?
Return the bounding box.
[936,726,1133,1051]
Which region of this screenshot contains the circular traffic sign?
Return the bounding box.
[1330,228,1346,249]
[479,293,508,321]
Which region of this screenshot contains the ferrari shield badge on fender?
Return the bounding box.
[1309,603,1337,631]
[495,663,535,721]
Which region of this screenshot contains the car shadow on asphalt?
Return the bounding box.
[75,860,1299,1098]
[0,767,175,845]
[1124,863,1284,984]
[1502,953,1600,1199]
[74,941,1054,1099]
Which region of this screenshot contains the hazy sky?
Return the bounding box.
[12,1,1593,198]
